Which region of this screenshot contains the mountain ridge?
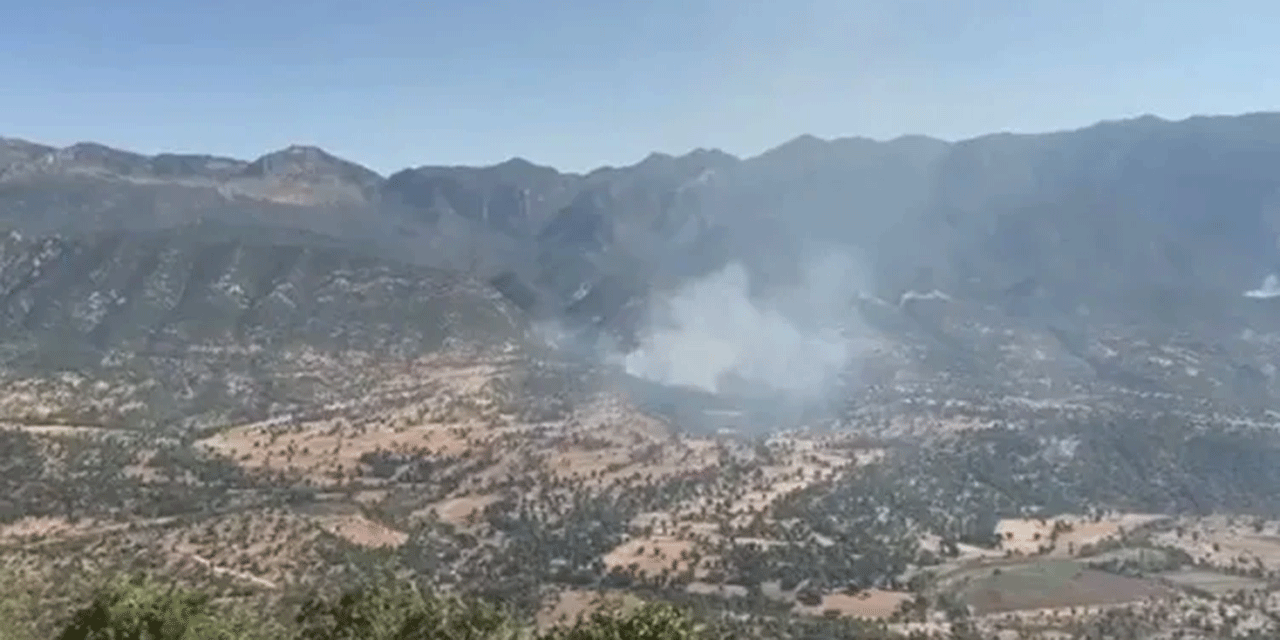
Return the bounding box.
[10,110,1275,181]
[0,226,532,431]
[7,110,1280,347]
[13,112,1280,640]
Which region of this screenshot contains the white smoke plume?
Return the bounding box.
[623,248,870,399]
[1245,273,1280,299]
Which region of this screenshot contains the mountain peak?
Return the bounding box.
[780,133,826,148]
[59,141,147,161]
[634,148,737,173]
[0,136,51,151]
[756,134,830,162]
[483,156,566,188]
[21,141,153,177]
[0,137,54,172]
[494,156,537,170]
[248,144,339,167]
[639,151,676,166]
[683,147,738,168]
[242,145,382,184]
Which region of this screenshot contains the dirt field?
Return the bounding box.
[313,513,407,548]
[197,412,480,486]
[996,513,1168,556]
[952,560,1171,614]
[1158,569,1269,595]
[194,358,522,486]
[419,494,500,526]
[603,536,699,577]
[536,589,643,630]
[794,589,913,620]
[1153,516,1280,573]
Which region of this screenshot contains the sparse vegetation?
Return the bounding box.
[5,148,1280,638]
[9,570,710,640]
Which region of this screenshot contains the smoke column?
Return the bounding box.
[1245,274,1280,299]
[623,248,869,399]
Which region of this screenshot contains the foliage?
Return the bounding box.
[539,602,707,640]
[37,571,720,640]
[294,578,521,640]
[54,574,261,640]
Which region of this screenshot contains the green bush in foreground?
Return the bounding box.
[44,573,707,640]
[540,602,705,640]
[55,574,257,640]
[294,579,522,640]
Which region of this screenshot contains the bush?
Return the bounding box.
[47,572,709,640]
[295,580,520,640]
[55,574,256,640]
[539,602,706,640]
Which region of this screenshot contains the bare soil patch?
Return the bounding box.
[313,513,407,548]
[0,516,106,544]
[795,589,913,620]
[418,494,500,526]
[996,513,1167,556]
[536,589,642,631]
[1158,569,1268,595]
[1153,516,1280,572]
[603,536,699,577]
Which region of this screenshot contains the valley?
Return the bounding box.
[6,113,1280,638]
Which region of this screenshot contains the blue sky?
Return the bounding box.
[2,0,1278,173]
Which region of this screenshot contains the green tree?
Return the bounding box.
[295,580,520,640]
[56,574,253,640]
[539,602,706,640]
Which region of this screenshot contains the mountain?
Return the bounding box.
[12,113,1280,639]
[0,227,528,431]
[8,113,1280,430]
[884,113,1280,316]
[7,112,1280,343]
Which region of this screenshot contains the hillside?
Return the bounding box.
[8,114,1280,639]
[8,112,1280,339]
[0,228,528,431]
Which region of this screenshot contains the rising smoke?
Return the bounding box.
[622,247,871,400]
[1245,273,1280,299]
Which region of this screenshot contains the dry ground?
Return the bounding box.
[794,589,913,620]
[535,589,643,631]
[312,513,407,548]
[0,516,121,545]
[1152,515,1280,573]
[602,536,699,578]
[996,513,1168,556]
[1157,569,1269,595]
[947,559,1172,615]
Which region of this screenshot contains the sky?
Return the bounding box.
[2,0,1279,173]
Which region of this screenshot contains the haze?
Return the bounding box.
[623,250,868,398]
[3,0,1279,172]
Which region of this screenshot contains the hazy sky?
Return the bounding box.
[3,0,1278,172]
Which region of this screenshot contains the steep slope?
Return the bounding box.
[0,227,528,431]
[884,113,1280,312]
[11,116,1280,639]
[8,113,1280,344]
